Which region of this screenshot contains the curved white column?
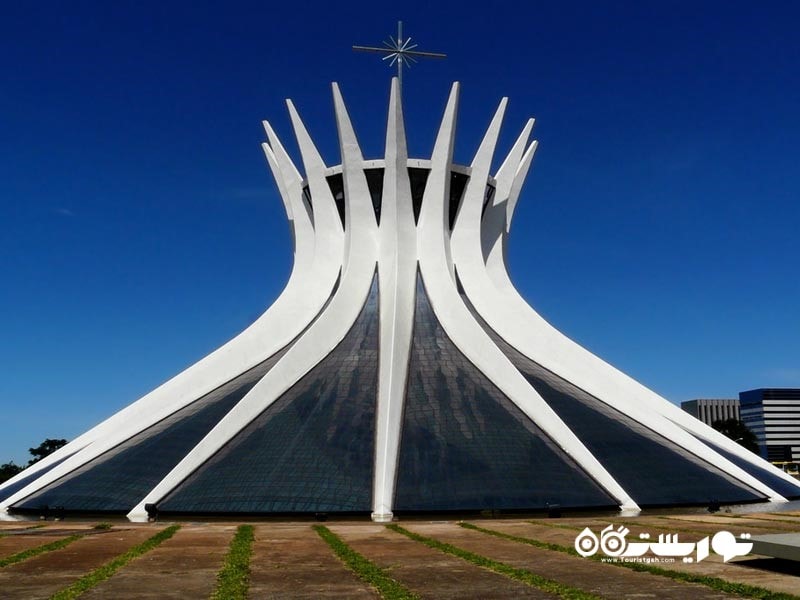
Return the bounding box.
[482,123,536,290]
[489,151,796,495]
[372,78,417,522]
[418,85,639,511]
[460,127,796,503]
[0,110,342,511]
[127,82,379,520]
[262,132,316,290]
[286,100,345,263]
[496,146,799,497]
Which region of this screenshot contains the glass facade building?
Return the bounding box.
[740,389,800,463]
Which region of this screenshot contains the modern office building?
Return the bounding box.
[740,389,800,463]
[681,398,740,426]
[3,80,800,522]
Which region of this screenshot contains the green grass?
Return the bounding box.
[387,524,600,600]
[463,522,800,600]
[0,534,83,568]
[210,524,255,600]
[314,524,418,600]
[92,522,113,530]
[49,524,180,600]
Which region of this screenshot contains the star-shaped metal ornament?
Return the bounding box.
[353,21,446,89]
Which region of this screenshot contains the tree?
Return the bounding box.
[0,462,23,484]
[711,419,760,454]
[0,438,69,484]
[27,438,68,466]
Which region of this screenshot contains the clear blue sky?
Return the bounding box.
[1,1,798,464]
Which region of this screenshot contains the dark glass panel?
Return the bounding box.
[448,171,468,230]
[325,173,346,228]
[324,170,382,226]
[365,168,383,224]
[394,275,616,511]
[408,167,429,223]
[159,277,379,514]
[13,353,284,513]
[320,167,477,229]
[690,435,800,499]
[0,452,74,503]
[462,295,764,506]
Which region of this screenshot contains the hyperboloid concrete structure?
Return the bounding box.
[3,80,799,522]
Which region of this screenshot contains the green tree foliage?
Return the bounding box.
[28,438,67,466]
[711,418,760,454]
[0,462,23,484]
[0,438,69,484]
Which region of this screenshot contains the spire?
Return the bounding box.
[353,21,446,92]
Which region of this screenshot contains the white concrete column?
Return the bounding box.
[372,78,417,522]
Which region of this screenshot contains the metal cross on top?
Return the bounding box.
[353,21,446,90]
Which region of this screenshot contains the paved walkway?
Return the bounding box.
[0,512,798,599]
[81,524,235,599]
[406,522,737,599]
[489,517,800,596]
[332,523,554,599]
[0,526,158,599]
[248,524,376,599]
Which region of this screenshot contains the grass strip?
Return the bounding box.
[464,522,800,600]
[314,524,418,600]
[210,524,255,600]
[387,524,600,600]
[527,519,584,531]
[654,515,787,532]
[737,515,800,526]
[49,524,180,600]
[528,517,741,538]
[463,522,570,553]
[0,523,49,539]
[0,534,82,568]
